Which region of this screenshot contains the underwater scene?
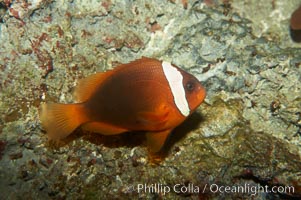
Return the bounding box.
[0,0,300,199]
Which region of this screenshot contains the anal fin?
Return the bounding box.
[81,121,128,135]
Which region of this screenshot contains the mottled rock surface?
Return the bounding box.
[0,0,300,199]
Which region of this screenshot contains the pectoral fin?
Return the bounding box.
[138,111,167,122]
[137,104,170,129]
[146,129,172,153]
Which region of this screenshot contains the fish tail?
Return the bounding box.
[39,103,88,140]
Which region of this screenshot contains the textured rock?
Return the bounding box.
[0,0,300,199]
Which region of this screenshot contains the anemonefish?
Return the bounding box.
[290,5,301,42]
[40,57,206,153]
[291,5,301,30]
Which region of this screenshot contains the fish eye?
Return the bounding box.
[186,81,195,92]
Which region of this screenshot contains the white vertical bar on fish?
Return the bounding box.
[162,61,190,116]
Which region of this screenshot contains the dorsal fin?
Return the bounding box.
[73,70,114,102]
[127,57,161,67]
[73,57,159,103]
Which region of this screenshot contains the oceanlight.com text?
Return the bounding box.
[135,183,295,196]
[207,183,295,196]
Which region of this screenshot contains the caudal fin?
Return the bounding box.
[39,103,88,140]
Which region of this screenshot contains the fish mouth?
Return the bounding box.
[197,86,206,102]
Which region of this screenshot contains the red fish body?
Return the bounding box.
[290,5,301,42]
[291,5,301,30]
[40,57,206,152]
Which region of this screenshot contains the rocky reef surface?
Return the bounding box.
[0,0,300,199]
